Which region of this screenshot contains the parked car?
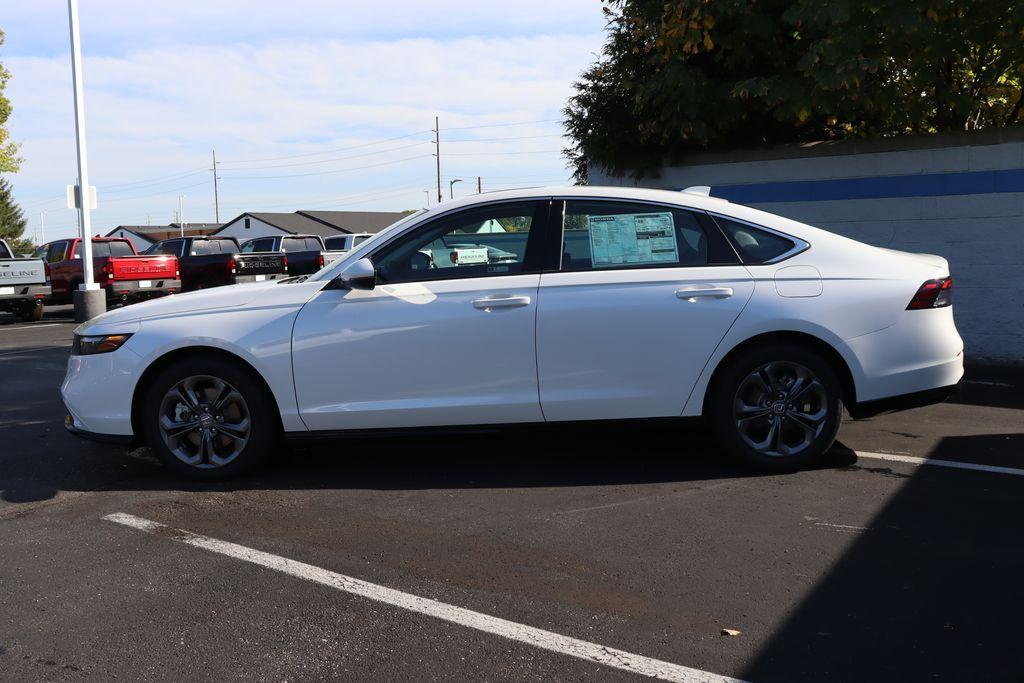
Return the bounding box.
[0,238,51,321]
[40,237,179,305]
[323,233,373,253]
[144,236,288,291]
[62,186,963,479]
[239,234,343,276]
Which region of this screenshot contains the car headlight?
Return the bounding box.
[71,333,133,356]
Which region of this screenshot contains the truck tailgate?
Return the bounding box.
[235,253,287,276]
[107,255,178,281]
[0,258,47,287]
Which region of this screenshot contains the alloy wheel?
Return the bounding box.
[157,375,251,468]
[733,361,828,457]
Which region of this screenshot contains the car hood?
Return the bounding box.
[75,281,313,334]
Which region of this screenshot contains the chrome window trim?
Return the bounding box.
[706,211,810,265]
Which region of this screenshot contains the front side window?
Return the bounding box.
[712,216,799,264]
[561,201,736,272]
[374,202,540,284]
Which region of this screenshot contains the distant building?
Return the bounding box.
[106,223,222,251]
[213,210,409,242]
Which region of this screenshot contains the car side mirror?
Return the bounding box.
[332,257,376,291]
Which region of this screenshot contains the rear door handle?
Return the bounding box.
[675,286,734,300]
[473,295,531,310]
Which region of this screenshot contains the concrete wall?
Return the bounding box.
[591,130,1024,364]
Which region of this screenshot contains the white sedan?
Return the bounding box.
[63,186,963,479]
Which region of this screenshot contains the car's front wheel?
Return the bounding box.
[142,356,276,479]
[709,343,843,471]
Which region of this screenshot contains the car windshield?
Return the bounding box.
[307,210,424,282]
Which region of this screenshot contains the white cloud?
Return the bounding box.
[4,13,604,234]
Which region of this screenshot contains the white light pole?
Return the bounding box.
[178,195,186,237]
[39,210,46,245]
[67,0,104,321]
[449,178,462,199]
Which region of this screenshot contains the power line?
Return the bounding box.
[219,154,433,180]
[443,133,564,143]
[219,141,431,171]
[443,118,563,131]
[443,150,564,157]
[219,130,434,164]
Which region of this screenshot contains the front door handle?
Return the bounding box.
[472,295,531,310]
[675,286,734,300]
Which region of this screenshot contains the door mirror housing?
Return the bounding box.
[331,257,376,290]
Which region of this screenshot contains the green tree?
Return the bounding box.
[565,0,1024,182]
[0,29,21,174]
[0,177,29,252]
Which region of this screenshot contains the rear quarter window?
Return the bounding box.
[713,216,801,264]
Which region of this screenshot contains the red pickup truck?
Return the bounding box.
[38,237,180,304]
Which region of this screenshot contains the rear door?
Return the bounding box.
[537,199,754,421]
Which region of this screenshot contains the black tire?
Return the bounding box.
[708,342,843,472]
[20,304,44,322]
[142,355,277,480]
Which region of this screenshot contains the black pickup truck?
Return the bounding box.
[239,234,343,276]
[144,236,288,291]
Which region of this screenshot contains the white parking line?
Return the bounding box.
[855,451,1024,477]
[104,512,745,683]
[1,323,66,331]
[961,379,1016,388]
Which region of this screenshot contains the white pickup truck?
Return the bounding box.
[0,238,51,322]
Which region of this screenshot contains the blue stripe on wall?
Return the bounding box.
[698,168,1024,203]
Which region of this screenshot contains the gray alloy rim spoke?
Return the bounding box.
[733,361,829,458]
[158,375,251,469]
[160,414,198,439]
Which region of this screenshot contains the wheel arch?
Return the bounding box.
[700,331,858,415]
[130,345,283,439]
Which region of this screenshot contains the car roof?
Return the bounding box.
[429,185,853,249]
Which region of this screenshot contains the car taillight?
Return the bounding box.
[283,255,289,272]
[317,254,325,269]
[907,276,953,310]
[102,261,115,280]
[228,257,236,274]
[450,251,458,264]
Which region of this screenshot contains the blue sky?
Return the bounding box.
[1,1,606,241]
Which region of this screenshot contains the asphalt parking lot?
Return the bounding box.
[1,306,1022,681]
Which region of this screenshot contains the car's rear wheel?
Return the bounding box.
[142,357,276,479]
[709,343,843,471]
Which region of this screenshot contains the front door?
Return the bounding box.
[537,199,755,421]
[292,200,550,431]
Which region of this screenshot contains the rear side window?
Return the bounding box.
[561,201,737,272]
[46,242,67,262]
[713,216,799,264]
[324,236,347,250]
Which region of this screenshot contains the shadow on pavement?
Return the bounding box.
[739,434,1024,682]
[0,418,859,505]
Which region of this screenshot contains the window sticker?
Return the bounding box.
[586,212,678,267]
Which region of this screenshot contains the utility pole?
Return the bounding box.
[449,178,462,199]
[477,176,482,193]
[423,190,430,209]
[177,195,185,237]
[434,116,442,204]
[67,0,104,321]
[211,149,220,223]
